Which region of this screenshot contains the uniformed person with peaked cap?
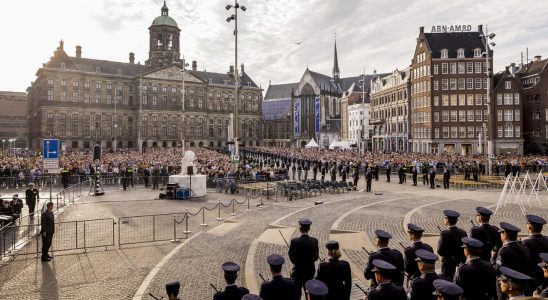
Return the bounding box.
[304,279,328,300]
[498,266,532,299]
[524,214,548,290]
[493,222,533,300]
[316,240,352,300]
[288,218,319,299]
[454,237,497,300]
[470,206,502,262]
[409,249,445,300]
[366,259,407,300]
[259,254,298,300]
[432,279,464,300]
[165,281,180,300]
[404,223,434,281]
[534,253,548,297]
[437,210,467,280]
[213,262,249,300]
[363,230,405,288]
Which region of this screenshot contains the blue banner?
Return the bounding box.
[315,96,320,135]
[294,98,300,136]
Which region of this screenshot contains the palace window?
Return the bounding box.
[457,49,465,58]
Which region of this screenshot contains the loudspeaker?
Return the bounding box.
[93,144,102,161]
[187,166,194,176]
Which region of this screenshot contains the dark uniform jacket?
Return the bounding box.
[454,258,497,300]
[364,248,405,287]
[492,241,532,277]
[409,272,445,300]
[40,209,55,235]
[213,285,249,300]
[288,234,319,280]
[523,233,548,287]
[470,223,502,261]
[366,282,407,300]
[404,241,434,280]
[25,188,39,206]
[259,275,298,300]
[437,226,467,279]
[316,258,352,300]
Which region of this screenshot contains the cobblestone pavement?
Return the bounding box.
[1,177,547,300]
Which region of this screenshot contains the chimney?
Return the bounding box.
[478,24,483,34]
[76,45,82,58]
[129,52,135,64]
[192,60,197,71]
[535,55,542,62]
[419,26,424,34]
[229,65,234,75]
[240,63,245,73]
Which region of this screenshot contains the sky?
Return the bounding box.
[1,0,547,92]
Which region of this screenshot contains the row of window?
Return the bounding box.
[497,125,521,138]
[439,48,483,59]
[372,106,407,120]
[371,90,408,106]
[433,61,488,75]
[495,93,520,106]
[433,94,490,107]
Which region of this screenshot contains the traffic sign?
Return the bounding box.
[43,159,60,174]
[43,139,59,159]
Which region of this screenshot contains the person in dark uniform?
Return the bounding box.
[437,210,467,280]
[143,167,151,188]
[470,206,502,262]
[442,166,450,189]
[213,262,249,300]
[40,201,55,262]
[432,279,464,300]
[493,222,533,300]
[25,183,39,219]
[165,281,180,300]
[313,163,318,181]
[412,166,418,186]
[409,249,444,300]
[259,254,298,300]
[422,165,428,185]
[364,230,404,288]
[316,240,351,300]
[374,165,379,181]
[320,164,326,183]
[398,165,404,184]
[288,218,319,299]
[404,223,433,281]
[352,165,360,190]
[524,214,548,291]
[385,164,391,182]
[365,168,373,193]
[366,259,407,300]
[61,166,70,189]
[304,279,328,300]
[498,266,532,299]
[429,166,436,189]
[454,237,497,300]
[534,253,548,297]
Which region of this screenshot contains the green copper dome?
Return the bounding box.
[151,15,178,28]
[151,1,178,28]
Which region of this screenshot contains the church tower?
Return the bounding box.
[332,39,340,81]
[145,1,181,68]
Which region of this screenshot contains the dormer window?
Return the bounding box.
[474,48,481,58]
[96,66,101,73]
[457,48,465,58]
[60,63,66,69]
[246,82,251,87]
[208,78,213,84]
[117,68,122,75]
[441,49,448,59]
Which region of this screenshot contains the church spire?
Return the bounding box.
[332,35,340,80]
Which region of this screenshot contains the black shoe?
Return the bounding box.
[41,257,51,262]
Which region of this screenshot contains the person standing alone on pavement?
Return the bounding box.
[40,201,55,262]
[25,183,39,219]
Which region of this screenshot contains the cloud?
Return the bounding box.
[1,0,548,92]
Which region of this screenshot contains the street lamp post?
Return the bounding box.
[138,75,145,154]
[359,71,367,154]
[226,1,246,169]
[180,59,189,154]
[480,25,496,175]
[114,89,119,152]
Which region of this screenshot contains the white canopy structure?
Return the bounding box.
[305,138,319,148]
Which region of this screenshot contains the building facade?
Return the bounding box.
[410,25,493,155]
[492,67,524,154]
[370,68,411,152]
[516,56,548,154]
[26,2,262,151]
[0,91,28,149]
